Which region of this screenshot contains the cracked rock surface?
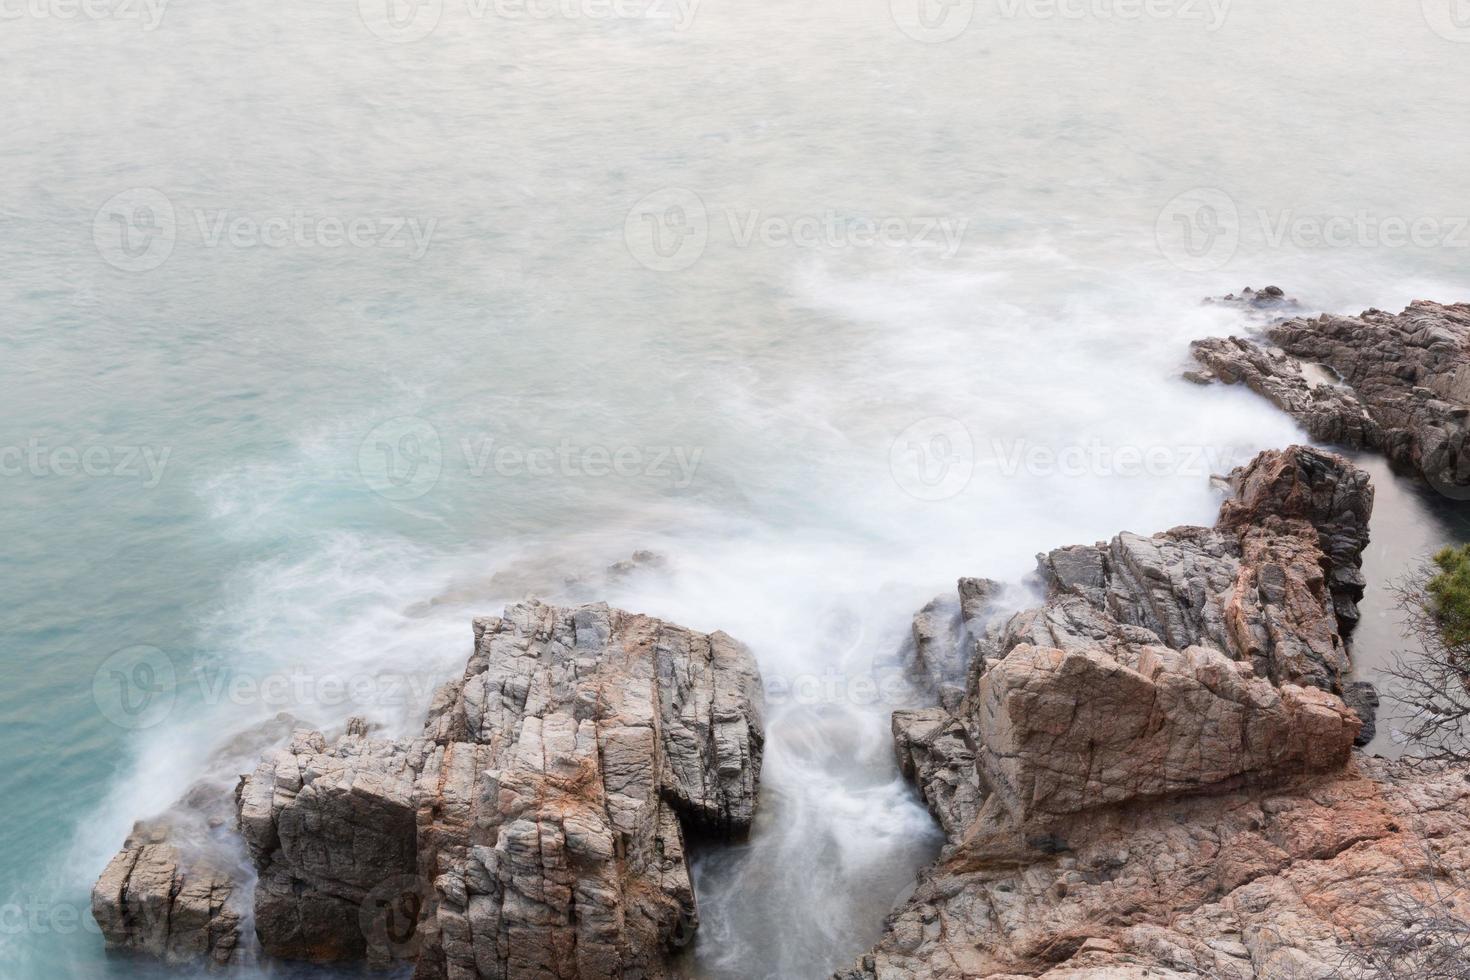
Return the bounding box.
[95,600,765,979]
[839,757,1470,980]
[839,447,1447,979]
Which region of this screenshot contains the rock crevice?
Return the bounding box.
[94,601,765,979]
[839,447,1461,980]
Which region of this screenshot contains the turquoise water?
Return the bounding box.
[3,0,1469,976]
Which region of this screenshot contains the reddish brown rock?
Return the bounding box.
[839,757,1470,980]
[974,643,1358,820]
[846,447,1418,980]
[1192,300,1470,495]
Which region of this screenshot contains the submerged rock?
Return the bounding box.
[1203,284,1304,320]
[1192,299,1470,495]
[899,578,1009,713]
[94,601,765,979]
[844,447,1437,979]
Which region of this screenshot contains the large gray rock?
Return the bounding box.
[1192,299,1470,494]
[94,601,764,980]
[937,447,1372,700]
[237,728,423,965]
[974,643,1358,821]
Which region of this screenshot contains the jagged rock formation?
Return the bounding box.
[1202,284,1302,318]
[91,806,247,968]
[91,714,300,967]
[892,709,980,840]
[975,642,1359,820]
[238,727,422,965]
[95,601,765,979]
[936,445,1373,714]
[1191,298,1470,495]
[839,756,1470,979]
[840,447,1437,979]
[900,579,1010,713]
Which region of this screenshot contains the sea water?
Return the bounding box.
[2,0,1469,976]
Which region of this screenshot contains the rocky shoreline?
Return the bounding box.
[1190,292,1470,497]
[94,602,765,978]
[834,445,1465,979]
[92,295,1470,980]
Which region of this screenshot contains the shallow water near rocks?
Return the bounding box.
[2,1,1469,977]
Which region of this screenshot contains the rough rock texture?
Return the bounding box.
[893,708,982,840]
[890,447,1376,837]
[1191,299,1470,493]
[844,447,1421,979]
[979,445,1373,696]
[96,602,764,980]
[91,713,300,968]
[238,729,422,965]
[408,601,763,980]
[838,757,1470,979]
[900,579,1008,712]
[975,644,1358,820]
[91,806,246,968]
[1204,284,1302,318]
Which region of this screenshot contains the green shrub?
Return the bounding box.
[1427,544,1470,649]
